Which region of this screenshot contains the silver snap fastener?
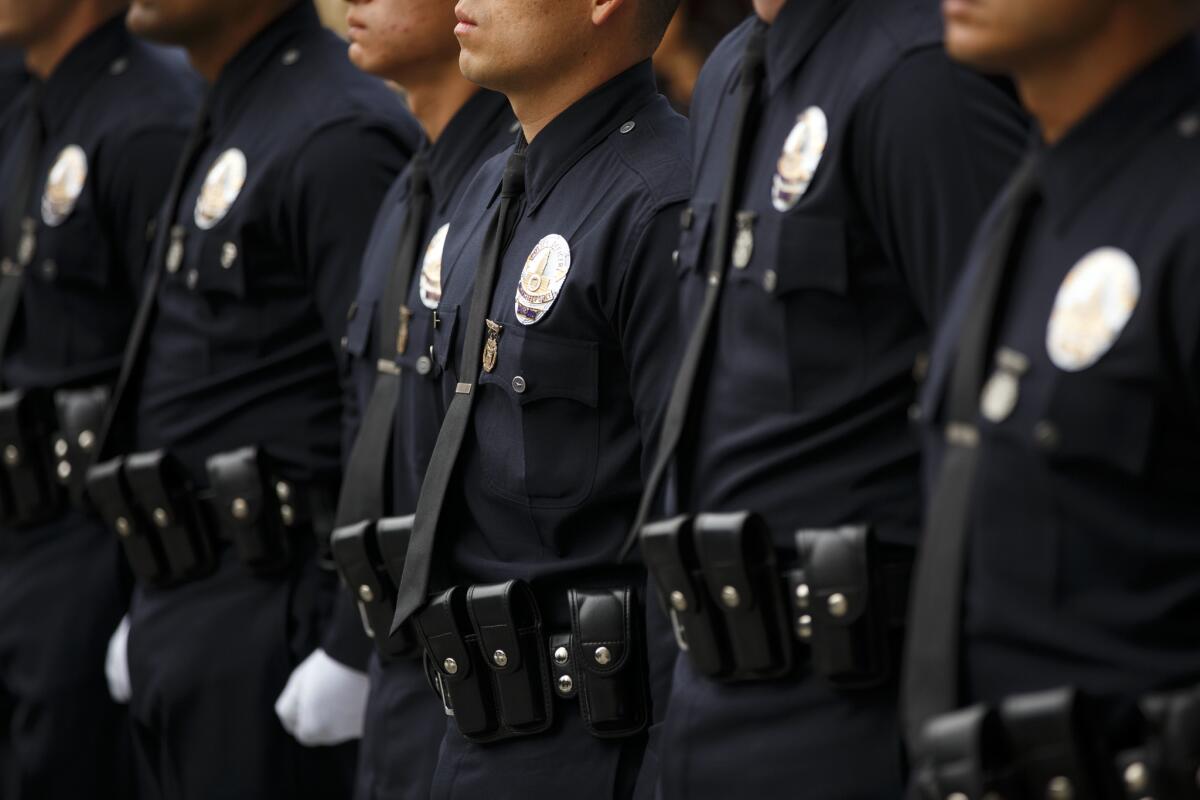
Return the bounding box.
[720,585,740,608]
[231,497,249,520]
[619,120,636,134]
[797,614,813,639]
[2,445,19,466]
[109,57,129,75]
[57,460,71,480]
[443,657,458,675]
[671,250,680,267]
[828,592,849,618]
[340,336,349,350]
[115,516,131,537]
[493,650,509,667]
[416,356,433,375]
[594,646,612,665]
[1123,762,1147,794]
[1046,776,1073,800]
[220,242,238,269]
[1180,112,1200,138]
[557,674,574,694]
[763,269,778,293]
[185,269,199,290]
[795,583,810,607]
[280,505,295,526]
[358,584,375,603]
[54,438,69,458]
[275,481,292,501]
[553,646,569,665]
[152,508,169,528]
[281,49,300,66]
[669,590,687,611]
[78,429,95,451]
[948,793,968,800]
[511,375,526,394]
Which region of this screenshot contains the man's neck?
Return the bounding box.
[25,7,114,79]
[188,1,291,83]
[509,55,638,143]
[1016,15,1194,145]
[402,61,481,144]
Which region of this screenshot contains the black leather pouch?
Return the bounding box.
[375,515,418,657]
[1002,687,1118,800]
[793,525,889,687]
[86,456,171,585]
[568,586,648,738]
[694,511,791,679]
[415,586,497,740]
[0,389,62,525]
[206,446,288,573]
[467,580,552,737]
[123,450,214,580]
[51,386,108,509]
[640,515,728,677]
[915,704,1016,800]
[331,520,395,642]
[1119,686,1200,799]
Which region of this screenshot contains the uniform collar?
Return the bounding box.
[39,13,130,134]
[764,0,848,96]
[208,0,320,130]
[520,59,658,212]
[427,89,514,216]
[1035,35,1200,230]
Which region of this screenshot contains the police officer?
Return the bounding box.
[383,0,687,796]
[89,0,420,797]
[0,2,198,797]
[278,0,516,796]
[628,0,1028,796]
[904,3,1200,798]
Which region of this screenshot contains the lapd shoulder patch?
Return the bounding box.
[419,223,449,310]
[515,234,571,325]
[771,106,828,213]
[1045,247,1140,372]
[194,148,247,230]
[41,145,88,227]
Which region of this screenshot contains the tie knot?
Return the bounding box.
[501,151,526,199]
[741,22,767,85]
[408,155,431,199]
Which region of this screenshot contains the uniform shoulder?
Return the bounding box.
[854,0,943,60]
[691,16,753,118]
[102,39,202,131]
[605,94,691,210]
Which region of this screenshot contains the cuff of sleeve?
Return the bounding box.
[321,590,375,671]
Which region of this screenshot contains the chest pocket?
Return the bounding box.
[395,305,442,383]
[37,211,114,290]
[475,326,599,509]
[725,211,853,412]
[1037,372,1155,477]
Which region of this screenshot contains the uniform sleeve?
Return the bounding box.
[322,588,376,670]
[614,200,688,483]
[847,47,1028,325]
[1164,227,1200,417]
[288,120,412,462]
[97,124,190,292]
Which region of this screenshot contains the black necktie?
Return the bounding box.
[336,156,432,527]
[902,157,1041,751]
[0,84,46,372]
[619,24,767,560]
[391,149,527,631]
[93,94,213,462]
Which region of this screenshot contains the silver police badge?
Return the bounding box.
[515,234,571,326]
[419,223,449,310]
[41,145,88,227]
[1046,247,1140,372]
[194,148,247,230]
[771,106,828,213]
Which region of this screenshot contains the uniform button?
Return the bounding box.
[794,583,810,608]
[443,657,458,675]
[109,57,128,75]
[358,584,375,603]
[492,650,509,667]
[115,516,132,537]
[275,481,292,501]
[720,585,740,608]
[231,497,249,520]
[553,646,569,665]
[619,120,636,135]
[762,269,778,293]
[40,259,57,280]
[593,646,611,666]
[152,507,170,528]
[557,674,574,694]
[1179,112,1200,138]
[185,269,199,290]
[340,335,349,350]
[669,590,687,611]
[281,48,300,66]
[1033,420,1060,450]
[827,592,849,618]
[53,438,69,458]
[416,355,432,375]
[671,249,679,267]
[56,460,71,480]
[220,242,238,269]
[511,375,526,394]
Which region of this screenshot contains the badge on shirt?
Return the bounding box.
[771,106,828,213]
[420,223,450,310]
[515,234,571,326]
[194,148,247,230]
[1045,247,1140,372]
[41,145,88,227]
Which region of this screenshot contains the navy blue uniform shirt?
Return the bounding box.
[0,48,27,122]
[681,0,1026,546]
[0,16,199,391]
[433,61,689,588]
[324,89,515,668]
[922,37,1200,714]
[130,1,420,482]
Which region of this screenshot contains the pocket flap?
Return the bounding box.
[205,446,267,533]
[1042,377,1154,475]
[479,328,599,408]
[694,511,776,615]
[570,587,633,675]
[752,213,848,296]
[415,586,476,683]
[467,580,540,674]
[795,525,872,627]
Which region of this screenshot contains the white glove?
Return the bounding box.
[274,648,369,746]
[105,615,132,704]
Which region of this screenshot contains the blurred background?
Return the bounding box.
[313,0,754,113]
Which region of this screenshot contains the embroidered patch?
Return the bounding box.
[419,223,450,310]
[771,106,828,213]
[194,148,247,230]
[1046,247,1140,372]
[41,145,88,227]
[514,234,571,326]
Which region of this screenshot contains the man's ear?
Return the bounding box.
[591,0,629,27]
